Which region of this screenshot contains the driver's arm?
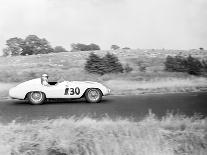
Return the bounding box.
[42,80,49,86]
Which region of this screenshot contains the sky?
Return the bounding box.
[0,0,207,55]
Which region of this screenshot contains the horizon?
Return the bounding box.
[0,0,207,55]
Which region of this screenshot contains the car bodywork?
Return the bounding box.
[9,78,110,100]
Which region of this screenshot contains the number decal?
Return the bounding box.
[75,87,80,95]
[64,87,80,95]
[64,88,69,95]
[70,88,75,95]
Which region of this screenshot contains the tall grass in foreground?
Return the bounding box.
[0,113,207,155]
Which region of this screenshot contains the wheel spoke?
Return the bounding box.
[88,90,99,101]
[31,92,42,102]
[28,91,45,105]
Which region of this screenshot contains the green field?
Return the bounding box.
[0,49,207,97]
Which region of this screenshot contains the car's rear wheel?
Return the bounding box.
[27,91,46,105]
[85,88,102,103]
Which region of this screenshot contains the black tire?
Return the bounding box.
[27,91,46,105]
[85,88,102,103]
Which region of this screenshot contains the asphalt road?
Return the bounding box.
[0,92,207,123]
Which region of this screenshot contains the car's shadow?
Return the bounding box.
[12,98,110,105]
[45,98,110,105]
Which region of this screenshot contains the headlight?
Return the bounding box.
[9,87,15,98]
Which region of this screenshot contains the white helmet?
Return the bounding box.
[42,74,48,78]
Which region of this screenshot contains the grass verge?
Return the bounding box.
[104,77,207,95]
[0,113,207,155]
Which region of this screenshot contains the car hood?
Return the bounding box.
[70,81,103,86]
[15,78,41,88]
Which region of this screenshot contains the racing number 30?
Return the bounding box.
[64,87,80,95]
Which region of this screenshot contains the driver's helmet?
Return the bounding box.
[41,74,49,86]
[42,74,49,78]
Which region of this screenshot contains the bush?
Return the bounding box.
[71,43,100,51]
[201,60,207,73]
[139,65,146,72]
[165,55,188,72]
[111,45,120,50]
[85,52,123,75]
[103,53,124,73]
[165,55,202,75]
[137,61,146,72]
[124,63,133,73]
[186,55,202,75]
[84,53,105,75]
[54,46,68,53]
[122,47,131,50]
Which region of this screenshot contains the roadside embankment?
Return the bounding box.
[0,113,206,155]
[104,77,207,95]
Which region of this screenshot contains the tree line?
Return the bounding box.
[2,35,131,56]
[3,35,68,56]
[2,35,102,56]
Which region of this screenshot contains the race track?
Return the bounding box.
[0,92,207,123]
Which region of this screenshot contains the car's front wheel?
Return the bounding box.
[27,91,46,105]
[85,88,102,103]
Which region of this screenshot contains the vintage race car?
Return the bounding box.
[9,78,110,105]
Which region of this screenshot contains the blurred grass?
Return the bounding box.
[0,113,207,155]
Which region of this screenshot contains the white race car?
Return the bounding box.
[9,78,110,105]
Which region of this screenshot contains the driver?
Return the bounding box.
[41,74,49,86]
